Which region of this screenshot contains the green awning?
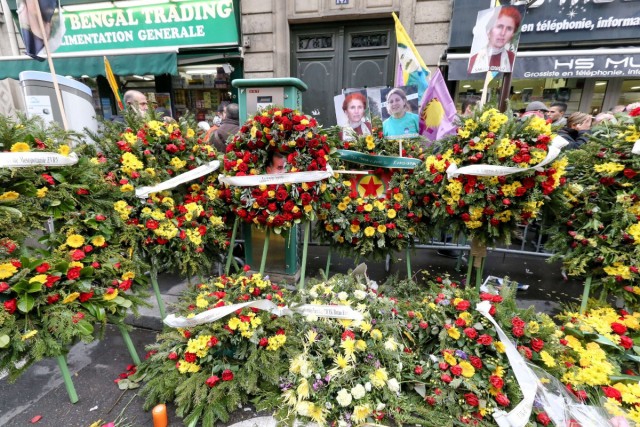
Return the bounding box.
[0,52,177,80]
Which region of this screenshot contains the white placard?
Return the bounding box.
[0,152,78,168]
[218,166,333,187]
[135,161,220,198]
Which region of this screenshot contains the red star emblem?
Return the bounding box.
[358,176,384,197]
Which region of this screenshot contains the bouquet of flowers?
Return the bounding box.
[136,270,296,426]
[409,107,568,249]
[545,107,640,305]
[91,114,230,277]
[220,107,330,232]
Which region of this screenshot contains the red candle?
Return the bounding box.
[152,404,168,427]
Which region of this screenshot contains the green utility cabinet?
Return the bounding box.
[231,78,308,276]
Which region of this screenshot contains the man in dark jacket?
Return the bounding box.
[210,103,239,152]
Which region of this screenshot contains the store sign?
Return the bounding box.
[448,51,640,80]
[449,0,640,48]
[56,0,238,53]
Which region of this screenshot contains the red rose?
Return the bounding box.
[536,412,551,426]
[41,173,55,185]
[221,369,234,381]
[79,291,94,302]
[4,298,17,314]
[512,326,524,337]
[206,375,220,387]
[36,262,50,273]
[469,356,483,369]
[439,362,449,371]
[455,300,470,311]
[629,106,640,117]
[425,396,436,405]
[208,336,219,347]
[419,321,428,329]
[95,214,107,221]
[623,168,637,179]
[450,365,462,376]
[441,374,452,383]
[476,334,493,345]
[0,282,9,292]
[464,393,479,407]
[184,352,197,363]
[530,338,544,352]
[495,393,510,407]
[455,317,466,327]
[602,386,622,401]
[45,275,61,288]
[619,335,633,349]
[146,219,159,230]
[47,294,60,304]
[464,328,478,339]
[610,322,627,335]
[258,337,268,347]
[518,345,533,359]
[71,250,86,261]
[168,352,178,360]
[489,375,504,389]
[414,365,423,375]
[66,267,82,280]
[511,317,525,328]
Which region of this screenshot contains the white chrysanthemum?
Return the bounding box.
[387,378,400,393]
[336,389,352,407]
[337,291,349,301]
[351,384,366,399]
[353,289,367,300]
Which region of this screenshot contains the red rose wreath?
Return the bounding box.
[220,107,331,231]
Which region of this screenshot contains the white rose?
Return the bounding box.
[337,291,349,301]
[353,289,367,300]
[336,389,353,407]
[351,384,366,400]
[387,378,400,393]
[376,402,386,411]
[365,382,372,392]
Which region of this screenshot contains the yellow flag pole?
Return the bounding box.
[33,1,69,131]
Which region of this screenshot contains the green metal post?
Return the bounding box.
[259,228,271,275]
[56,355,78,403]
[580,275,593,314]
[466,255,474,287]
[406,246,412,279]
[325,246,332,278]
[118,324,141,365]
[225,218,239,275]
[298,221,311,290]
[150,265,166,320]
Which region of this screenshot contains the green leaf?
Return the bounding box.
[49,199,62,207]
[0,206,23,218]
[593,334,622,350]
[80,267,95,278]
[609,374,640,383]
[76,320,94,335]
[624,354,640,363]
[17,294,35,313]
[76,280,93,292]
[112,296,132,308]
[0,335,10,348]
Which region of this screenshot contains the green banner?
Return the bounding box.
[335,150,422,169]
[57,0,238,53]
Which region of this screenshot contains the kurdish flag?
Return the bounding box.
[392,12,431,104]
[104,57,124,111]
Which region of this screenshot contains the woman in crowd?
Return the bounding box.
[557,112,592,150]
[382,88,420,137]
[341,92,372,140]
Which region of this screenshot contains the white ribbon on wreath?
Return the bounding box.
[163,298,363,328]
[0,152,78,168]
[218,165,334,187]
[632,139,640,155]
[446,136,568,179]
[135,160,220,198]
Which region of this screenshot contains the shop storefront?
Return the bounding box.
[0,0,242,121]
[446,0,640,114]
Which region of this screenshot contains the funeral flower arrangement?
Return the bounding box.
[0,115,148,380]
[409,107,568,247]
[314,121,430,259]
[545,107,640,305]
[91,113,230,277]
[136,270,297,426]
[397,275,568,426]
[273,273,439,426]
[220,107,330,231]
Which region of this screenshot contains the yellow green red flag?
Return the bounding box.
[392,12,430,103]
[104,56,123,111]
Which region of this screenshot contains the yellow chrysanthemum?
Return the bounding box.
[58,145,71,156]
[0,263,18,279]
[10,142,30,152]
[66,234,85,248]
[63,292,80,304]
[0,191,19,201]
[103,289,119,301]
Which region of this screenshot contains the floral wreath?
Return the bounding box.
[315,121,428,259]
[409,107,567,247]
[221,107,330,231]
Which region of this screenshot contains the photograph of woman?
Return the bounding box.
[382,87,420,138]
[334,91,372,141]
[467,5,524,75]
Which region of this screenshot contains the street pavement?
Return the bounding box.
[0,243,585,426]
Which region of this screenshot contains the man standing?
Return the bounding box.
[210,103,240,152]
[546,102,567,127]
[123,90,149,116]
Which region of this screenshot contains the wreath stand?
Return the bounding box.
[466,238,488,289]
